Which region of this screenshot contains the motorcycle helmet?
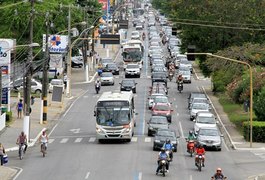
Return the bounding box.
[216,168,222,172]
[197,143,203,148]
[161,148,165,152]
[166,139,170,144]
[189,130,193,135]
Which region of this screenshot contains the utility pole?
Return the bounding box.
[24,0,34,143]
[66,5,71,97]
[42,12,50,124]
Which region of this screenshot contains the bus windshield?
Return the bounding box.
[96,107,131,126]
[123,49,142,62]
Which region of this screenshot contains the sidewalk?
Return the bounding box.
[193,62,265,150]
[0,44,120,180]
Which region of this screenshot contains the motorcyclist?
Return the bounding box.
[17,131,28,154]
[39,130,48,151]
[142,32,146,40]
[95,79,101,88]
[195,144,205,167]
[187,130,197,151]
[211,168,226,180]
[156,148,169,175]
[162,139,174,160]
[177,74,183,84]
[168,62,175,73]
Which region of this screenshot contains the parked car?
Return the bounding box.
[10,78,42,94]
[103,63,120,75]
[196,127,223,151]
[190,103,210,121]
[153,129,178,152]
[49,79,65,93]
[120,79,137,93]
[152,103,173,122]
[147,116,169,136]
[100,72,114,85]
[125,64,141,78]
[194,112,217,133]
[71,56,83,68]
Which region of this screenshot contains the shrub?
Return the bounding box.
[5,111,12,122]
[253,86,265,121]
[243,121,265,142]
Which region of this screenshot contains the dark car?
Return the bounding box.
[103,63,120,75]
[120,79,137,93]
[147,116,169,136]
[152,72,167,86]
[153,129,178,152]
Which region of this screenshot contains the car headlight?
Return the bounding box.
[155,140,160,142]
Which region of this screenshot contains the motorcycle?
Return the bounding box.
[41,142,47,157]
[142,34,146,41]
[168,72,174,81]
[187,140,195,157]
[196,155,203,171]
[166,149,173,162]
[177,82,183,93]
[158,159,168,177]
[95,84,100,94]
[211,176,227,180]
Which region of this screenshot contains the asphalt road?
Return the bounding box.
[7,16,265,180]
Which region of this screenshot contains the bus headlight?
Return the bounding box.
[96,127,103,133]
[124,127,131,133]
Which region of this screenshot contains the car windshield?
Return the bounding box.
[157,130,175,137]
[180,71,190,75]
[51,80,63,85]
[96,107,130,126]
[192,103,208,110]
[102,59,112,63]
[122,80,134,86]
[179,66,190,71]
[107,64,117,68]
[150,117,167,124]
[153,73,166,78]
[154,96,168,103]
[199,129,219,136]
[127,64,139,69]
[197,117,215,124]
[132,32,139,36]
[101,73,113,77]
[154,105,170,111]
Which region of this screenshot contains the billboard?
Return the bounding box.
[99,0,108,10]
[49,54,63,68]
[43,35,68,53]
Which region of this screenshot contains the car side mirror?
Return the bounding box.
[220,134,224,137]
[93,111,96,116]
[119,83,121,85]
[135,83,138,85]
[193,119,196,122]
[216,121,219,124]
[135,112,139,115]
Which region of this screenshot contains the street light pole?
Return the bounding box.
[66,5,72,97]
[24,0,35,143]
[186,52,253,148]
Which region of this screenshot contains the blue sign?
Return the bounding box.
[2,88,8,104]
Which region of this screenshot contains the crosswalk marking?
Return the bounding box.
[88,137,96,142]
[48,139,55,144]
[75,138,83,143]
[131,137,138,142]
[252,151,265,160]
[60,138,68,143]
[144,137,151,143]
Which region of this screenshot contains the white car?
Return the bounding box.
[49,79,65,93]
[11,78,42,94]
[125,64,141,78]
[131,31,140,40]
[190,103,210,121]
[194,112,217,133]
[178,70,191,83]
[148,93,165,109]
[100,72,114,86]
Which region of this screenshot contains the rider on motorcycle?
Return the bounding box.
[17,131,28,154]
[142,32,146,40]
[163,139,174,160]
[211,168,226,180]
[156,148,169,175]
[187,130,197,151]
[95,79,101,87]
[39,130,48,151]
[195,144,205,167]
[177,74,183,84]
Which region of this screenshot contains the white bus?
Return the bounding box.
[94,91,136,142]
[122,44,143,69]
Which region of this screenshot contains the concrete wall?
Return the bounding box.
[0,113,6,131]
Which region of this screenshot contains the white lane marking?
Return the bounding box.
[141,87,147,135]
[75,138,83,143]
[177,113,179,116]
[190,174,193,180]
[12,166,23,180]
[48,124,58,136]
[69,128,81,134]
[138,172,142,180]
[89,137,96,142]
[63,102,74,117]
[60,138,68,143]
[85,172,90,179]
[83,96,89,98]
[131,137,138,142]
[175,105,178,109]
[179,121,184,138]
[145,137,151,143]
[48,139,55,144]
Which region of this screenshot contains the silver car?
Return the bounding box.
[196,127,223,151]
[190,103,210,120]
[178,70,191,83]
[100,72,114,86]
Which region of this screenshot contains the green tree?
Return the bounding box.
[254,86,265,121]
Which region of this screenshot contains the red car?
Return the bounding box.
[152,103,173,123]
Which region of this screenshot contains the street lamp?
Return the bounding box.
[185,52,253,148]
[66,26,94,97]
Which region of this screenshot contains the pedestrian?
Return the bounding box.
[0,143,6,166]
[17,99,23,119]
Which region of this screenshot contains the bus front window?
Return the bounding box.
[96,107,130,126]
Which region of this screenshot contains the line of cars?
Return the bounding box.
[188,92,223,151]
[98,57,120,86]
